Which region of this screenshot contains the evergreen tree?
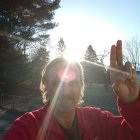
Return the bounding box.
[0,47,30,92]
[0,0,60,54]
[0,0,60,93]
[84,45,98,62]
[31,47,50,89]
[56,38,66,56]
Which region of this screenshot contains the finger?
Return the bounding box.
[116,40,123,67]
[125,61,132,79]
[131,69,139,93]
[132,68,137,80]
[110,44,116,67]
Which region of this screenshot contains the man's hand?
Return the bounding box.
[110,40,139,104]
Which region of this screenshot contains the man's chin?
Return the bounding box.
[56,103,76,112]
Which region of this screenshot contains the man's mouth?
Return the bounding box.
[61,95,75,100]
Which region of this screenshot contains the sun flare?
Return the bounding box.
[49,14,127,65]
[63,48,83,62]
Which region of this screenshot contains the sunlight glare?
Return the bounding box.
[49,14,127,65]
[63,48,83,62]
[36,64,75,140]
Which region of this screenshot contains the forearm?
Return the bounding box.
[117,95,140,134]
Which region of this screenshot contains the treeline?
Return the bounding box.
[0,0,112,95]
[0,0,60,94]
[0,0,110,95]
[0,0,111,96]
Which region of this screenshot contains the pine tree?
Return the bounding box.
[0,0,60,93]
[31,47,50,89]
[0,0,60,54]
[84,45,98,62]
[56,38,66,56]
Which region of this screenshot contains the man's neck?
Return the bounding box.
[55,110,75,129]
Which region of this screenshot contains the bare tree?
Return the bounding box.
[97,50,109,64]
[124,37,140,71]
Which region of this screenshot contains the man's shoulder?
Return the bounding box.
[31,104,48,115]
[16,104,48,122]
[76,106,107,128]
[76,106,114,118]
[1,106,48,140]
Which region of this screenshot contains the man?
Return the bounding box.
[2,40,140,140]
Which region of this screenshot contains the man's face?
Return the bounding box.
[47,64,82,112]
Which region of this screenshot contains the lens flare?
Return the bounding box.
[36,60,131,140]
[36,64,71,140]
[57,69,76,83]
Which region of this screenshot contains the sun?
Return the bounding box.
[49,14,127,65]
[63,48,84,62]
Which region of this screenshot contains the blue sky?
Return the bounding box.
[49,0,140,64]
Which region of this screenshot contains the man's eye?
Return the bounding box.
[69,81,80,87]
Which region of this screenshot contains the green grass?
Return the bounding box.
[83,84,118,115]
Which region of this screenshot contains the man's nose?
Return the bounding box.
[60,83,72,94]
